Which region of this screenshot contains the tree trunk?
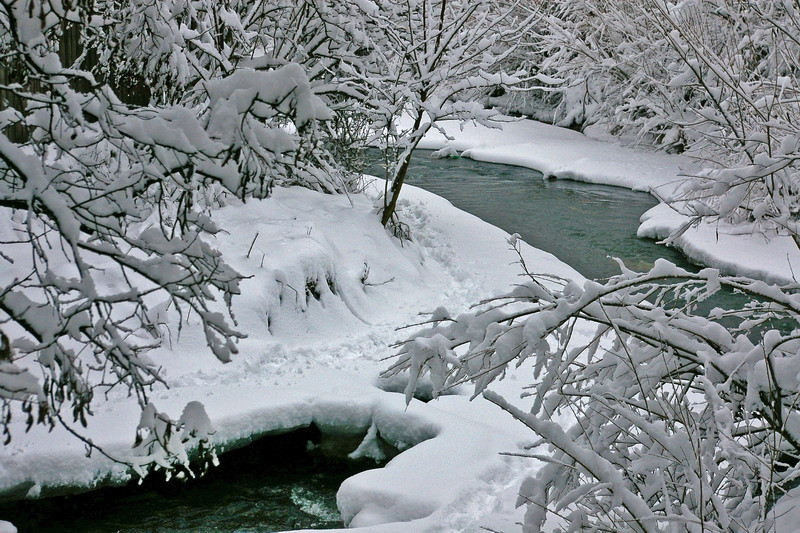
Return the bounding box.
[380,111,428,227]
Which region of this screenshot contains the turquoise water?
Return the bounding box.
[395,152,690,281]
[0,428,361,532]
[380,152,794,335]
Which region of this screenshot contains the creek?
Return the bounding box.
[0,427,371,532]
[395,152,690,280]
[1,152,754,533]
[391,152,787,337]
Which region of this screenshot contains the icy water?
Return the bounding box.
[0,428,364,532]
[381,152,691,280]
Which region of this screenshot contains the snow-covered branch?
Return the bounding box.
[517,1,800,242]
[388,240,800,531]
[0,0,345,476]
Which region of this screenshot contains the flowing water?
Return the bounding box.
[376,151,779,332]
[1,154,765,532]
[0,428,363,532]
[391,152,691,280]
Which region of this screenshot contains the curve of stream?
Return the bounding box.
[394,152,774,335]
[397,152,694,280]
[1,153,736,532]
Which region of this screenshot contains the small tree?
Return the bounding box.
[324,0,531,229]
[217,0,533,231]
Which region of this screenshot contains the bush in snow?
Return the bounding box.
[0,0,344,475]
[387,237,800,531]
[518,1,800,243]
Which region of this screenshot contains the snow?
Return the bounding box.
[5,114,798,532]
[0,182,581,531]
[417,116,688,196]
[417,116,800,285]
[767,486,800,532]
[638,203,800,285]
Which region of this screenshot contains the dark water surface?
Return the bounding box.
[395,152,692,280]
[0,428,362,532]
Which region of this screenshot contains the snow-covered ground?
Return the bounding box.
[0,182,586,531]
[422,117,800,284]
[422,118,687,195]
[5,115,798,533]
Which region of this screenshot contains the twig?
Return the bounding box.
[246,232,259,258]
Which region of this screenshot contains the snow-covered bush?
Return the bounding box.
[509,2,661,134]
[518,1,800,240]
[0,0,343,474]
[387,238,800,531]
[245,0,377,187]
[644,0,800,240]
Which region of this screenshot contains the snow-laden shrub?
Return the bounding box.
[517,1,800,241]
[513,1,672,137]
[0,0,346,475]
[387,237,800,531]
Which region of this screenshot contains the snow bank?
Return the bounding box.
[638,203,800,285]
[418,117,689,197]
[418,116,800,285]
[1,183,580,531]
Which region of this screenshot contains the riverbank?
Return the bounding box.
[5,116,795,533]
[419,117,800,285]
[0,181,586,531]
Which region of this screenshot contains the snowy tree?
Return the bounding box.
[0,0,341,474]
[387,237,800,531]
[324,0,531,230]
[372,2,800,528]
[641,0,800,243]
[520,1,800,243]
